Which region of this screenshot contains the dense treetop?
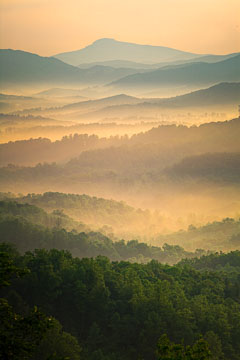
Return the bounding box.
[1,244,240,359]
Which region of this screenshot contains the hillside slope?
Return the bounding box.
[109,55,240,90]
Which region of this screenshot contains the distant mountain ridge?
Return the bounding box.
[77,53,239,70]
[34,88,87,98]
[61,94,141,111]
[108,54,240,90]
[78,59,157,69]
[60,83,240,120]
[0,49,81,85]
[58,82,239,121]
[54,38,201,65]
[0,49,147,87]
[12,83,240,119]
[154,82,240,107]
[1,46,239,99]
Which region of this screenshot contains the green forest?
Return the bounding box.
[1,198,240,359]
[1,244,240,359]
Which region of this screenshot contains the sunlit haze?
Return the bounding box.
[1,0,240,357]
[0,0,239,55]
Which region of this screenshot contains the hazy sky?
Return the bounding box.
[0,0,239,56]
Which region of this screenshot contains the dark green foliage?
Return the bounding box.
[0,299,53,360]
[1,246,240,360]
[33,318,82,360]
[179,250,240,271]
[0,245,81,360]
[0,248,52,360]
[156,334,212,360]
[0,199,90,233]
[0,248,25,288]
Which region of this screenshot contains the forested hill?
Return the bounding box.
[0,117,239,166]
[155,217,240,251]
[1,197,240,255]
[0,199,198,264]
[165,152,240,183]
[0,192,155,237]
[179,250,240,271]
[0,133,115,166]
[1,244,240,359]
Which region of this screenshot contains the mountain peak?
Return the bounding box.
[92,38,116,44]
[54,39,200,66]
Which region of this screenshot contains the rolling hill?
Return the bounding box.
[109,54,240,90]
[1,118,240,217]
[34,88,87,99]
[13,83,239,121]
[187,52,239,63]
[60,93,142,111]
[151,82,240,107]
[49,82,240,113]
[77,53,239,70]
[78,59,158,69]
[15,93,144,117]
[0,92,51,112]
[165,152,240,183]
[0,49,83,85]
[63,82,240,120]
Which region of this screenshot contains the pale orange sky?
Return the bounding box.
[0,0,239,56]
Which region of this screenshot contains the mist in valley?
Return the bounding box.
[1,0,240,358]
[1,68,240,251]
[1,46,240,242]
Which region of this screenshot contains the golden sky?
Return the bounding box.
[0,0,239,56]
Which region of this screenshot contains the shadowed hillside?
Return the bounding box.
[0,49,147,88]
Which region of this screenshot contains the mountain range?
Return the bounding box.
[0,39,239,95]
